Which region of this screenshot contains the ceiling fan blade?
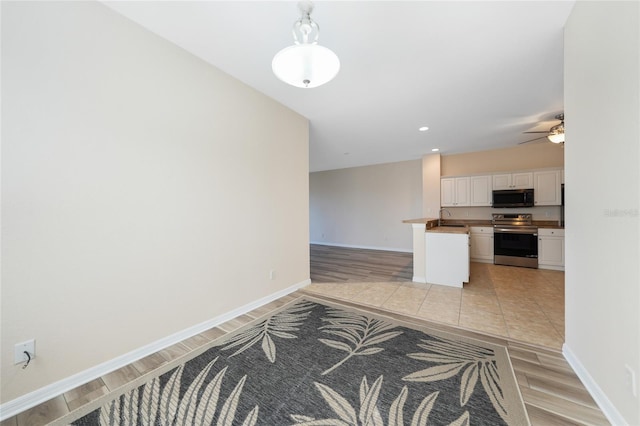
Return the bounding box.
[518,135,547,144]
[523,131,550,134]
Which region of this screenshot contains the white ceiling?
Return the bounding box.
[104,1,575,172]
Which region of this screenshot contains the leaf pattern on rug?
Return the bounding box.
[98,357,259,426]
[319,308,403,375]
[289,375,470,426]
[73,300,526,426]
[403,335,508,423]
[220,301,314,362]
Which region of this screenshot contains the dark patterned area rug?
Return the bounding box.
[57,297,529,425]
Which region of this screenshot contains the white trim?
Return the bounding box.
[538,264,565,271]
[0,279,311,421]
[470,258,493,264]
[412,275,427,283]
[562,343,628,426]
[310,241,412,253]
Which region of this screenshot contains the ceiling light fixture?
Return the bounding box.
[431,148,440,152]
[419,126,429,132]
[547,114,565,143]
[272,1,340,88]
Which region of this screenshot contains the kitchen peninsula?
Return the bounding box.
[403,218,470,287]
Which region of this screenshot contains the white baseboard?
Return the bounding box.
[0,279,311,421]
[538,264,565,271]
[310,241,412,253]
[562,343,627,426]
[412,275,427,283]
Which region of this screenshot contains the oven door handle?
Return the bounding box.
[494,228,538,236]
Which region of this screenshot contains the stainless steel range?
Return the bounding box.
[492,213,538,268]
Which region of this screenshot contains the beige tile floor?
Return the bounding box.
[305,262,566,350]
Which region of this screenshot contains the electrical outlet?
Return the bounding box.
[625,365,637,397]
[14,339,36,365]
[269,270,276,280]
[545,211,550,217]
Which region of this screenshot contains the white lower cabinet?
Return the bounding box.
[470,227,494,263]
[538,228,565,270]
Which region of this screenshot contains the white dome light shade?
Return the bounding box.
[547,132,565,143]
[272,44,340,88]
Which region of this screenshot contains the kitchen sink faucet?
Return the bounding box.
[438,208,452,226]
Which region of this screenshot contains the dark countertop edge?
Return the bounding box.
[426,226,470,234]
[403,218,564,229]
[402,218,438,224]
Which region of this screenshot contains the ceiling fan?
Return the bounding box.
[519,113,565,144]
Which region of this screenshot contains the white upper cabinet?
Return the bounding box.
[534,170,562,206]
[441,177,470,207]
[442,169,562,208]
[492,172,534,190]
[470,175,492,206]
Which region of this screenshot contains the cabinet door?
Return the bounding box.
[534,170,562,206]
[538,236,564,266]
[470,175,492,206]
[492,174,511,190]
[512,172,534,189]
[454,177,470,206]
[470,232,494,261]
[441,178,456,207]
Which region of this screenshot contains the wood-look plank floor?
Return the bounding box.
[1,246,609,426]
[310,244,413,282]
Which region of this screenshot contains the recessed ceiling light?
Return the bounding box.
[431,148,440,152]
[419,126,429,132]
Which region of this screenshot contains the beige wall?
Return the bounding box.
[441,143,564,176]
[422,154,441,217]
[564,2,639,424]
[1,2,309,405]
[310,160,422,251]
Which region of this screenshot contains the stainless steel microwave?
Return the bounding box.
[492,189,534,208]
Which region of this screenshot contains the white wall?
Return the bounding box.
[1,1,309,405]
[310,160,422,251]
[564,2,639,424]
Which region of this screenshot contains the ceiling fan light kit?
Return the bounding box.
[520,113,565,145]
[547,132,565,144]
[272,1,340,88]
[546,114,565,143]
